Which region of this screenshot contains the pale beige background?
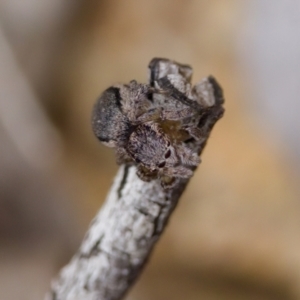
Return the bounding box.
[0,1,300,299]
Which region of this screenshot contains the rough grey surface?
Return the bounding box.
[48,165,187,300]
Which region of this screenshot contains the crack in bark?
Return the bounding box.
[117,165,130,199]
[80,235,103,259]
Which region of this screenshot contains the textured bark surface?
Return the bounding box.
[47,165,188,300]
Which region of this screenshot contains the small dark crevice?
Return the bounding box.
[51,290,57,300]
[151,205,164,236]
[90,238,102,256]
[136,206,151,217]
[197,113,210,128]
[84,275,91,291]
[80,235,103,259]
[117,165,130,199]
[184,137,195,144]
[208,75,224,105]
[149,198,167,208]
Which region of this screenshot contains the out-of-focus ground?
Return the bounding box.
[1,1,300,299]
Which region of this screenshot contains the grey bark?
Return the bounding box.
[47,165,189,300]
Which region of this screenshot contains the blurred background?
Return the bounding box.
[1,1,300,299]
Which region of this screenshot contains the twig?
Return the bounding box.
[47,58,224,300]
